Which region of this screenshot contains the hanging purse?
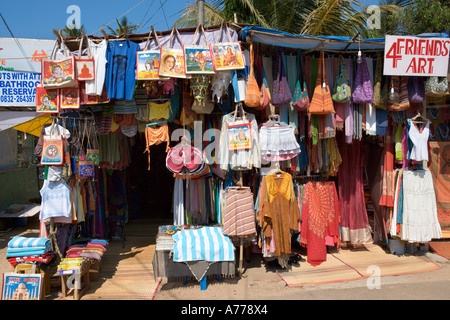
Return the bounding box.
[210,21,245,71]
[408,76,425,103]
[388,76,410,111]
[244,41,261,108]
[373,53,388,110]
[86,120,100,166]
[137,27,168,80]
[75,35,95,81]
[352,52,374,104]
[59,87,80,109]
[41,119,64,166]
[308,51,334,114]
[35,85,59,113]
[184,24,215,74]
[74,119,93,179]
[272,49,293,105]
[41,38,77,88]
[292,49,310,110]
[191,74,214,114]
[332,54,352,103]
[158,26,189,79]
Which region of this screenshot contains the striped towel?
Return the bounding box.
[172,227,234,262]
[8,236,50,249]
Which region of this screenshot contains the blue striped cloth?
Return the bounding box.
[172,227,234,262]
[8,236,51,249]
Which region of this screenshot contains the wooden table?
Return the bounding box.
[60,266,90,300]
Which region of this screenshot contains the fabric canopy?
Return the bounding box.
[10,112,52,137]
[239,26,450,51]
[0,111,47,132]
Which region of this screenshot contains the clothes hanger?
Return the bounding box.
[410,110,429,124]
[146,120,167,127]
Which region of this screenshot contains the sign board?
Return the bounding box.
[383,35,450,77]
[0,38,56,107]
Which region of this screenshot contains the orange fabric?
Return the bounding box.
[429,141,450,223]
[309,51,335,115]
[244,42,260,108]
[144,125,170,170]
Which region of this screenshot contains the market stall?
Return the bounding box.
[3,21,449,296]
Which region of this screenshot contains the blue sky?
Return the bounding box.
[0,0,380,40]
[0,0,189,39]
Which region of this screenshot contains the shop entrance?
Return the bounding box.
[128,132,174,220]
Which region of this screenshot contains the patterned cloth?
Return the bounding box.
[222,187,256,237]
[300,181,340,267]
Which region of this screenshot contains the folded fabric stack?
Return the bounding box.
[65,239,108,261]
[7,252,55,267]
[57,257,88,275]
[6,236,52,258]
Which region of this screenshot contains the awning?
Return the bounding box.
[0,112,52,137]
[239,26,450,51]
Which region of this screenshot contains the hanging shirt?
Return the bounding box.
[148,101,171,121]
[408,120,430,162]
[85,39,108,96]
[39,180,72,221]
[218,112,261,171]
[105,40,140,100]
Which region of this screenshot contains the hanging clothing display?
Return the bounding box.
[300,181,340,266]
[261,172,300,257]
[222,186,256,238]
[399,169,442,242]
[105,40,140,100]
[218,111,261,171]
[259,120,301,162]
[337,133,372,244]
[144,124,170,170]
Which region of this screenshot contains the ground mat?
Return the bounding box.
[278,244,441,287]
[429,241,450,260]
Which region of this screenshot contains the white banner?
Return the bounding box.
[383,35,450,77]
[0,38,56,107]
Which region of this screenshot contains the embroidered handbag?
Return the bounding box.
[272,49,293,105]
[352,53,374,104]
[244,41,261,108]
[332,55,352,103]
[308,51,334,114]
[292,50,310,111]
[191,74,213,114]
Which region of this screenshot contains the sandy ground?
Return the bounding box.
[1,216,450,301]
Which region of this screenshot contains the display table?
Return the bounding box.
[152,225,236,288]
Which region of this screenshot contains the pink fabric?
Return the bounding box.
[337,132,371,243]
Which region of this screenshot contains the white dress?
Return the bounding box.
[401,169,442,242]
